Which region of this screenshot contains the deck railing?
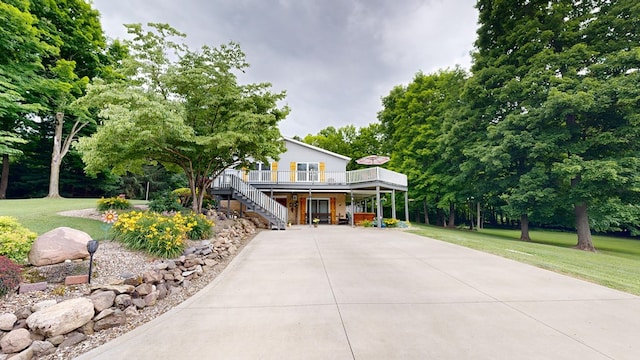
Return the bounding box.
[213,167,407,188]
[228,174,288,227]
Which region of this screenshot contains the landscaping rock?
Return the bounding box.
[144,292,158,307]
[14,308,31,320]
[156,283,168,300]
[58,331,86,349]
[18,282,47,294]
[12,319,27,330]
[90,284,134,294]
[29,340,55,357]
[93,313,126,331]
[124,306,139,317]
[89,291,116,312]
[78,321,94,336]
[142,270,163,284]
[31,261,89,283]
[0,314,17,332]
[31,300,57,313]
[132,298,146,309]
[28,333,43,342]
[46,335,64,346]
[114,294,132,309]
[93,309,115,322]
[28,227,91,266]
[134,283,153,296]
[26,298,94,337]
[0,328,32,354]
[8,347,33,360]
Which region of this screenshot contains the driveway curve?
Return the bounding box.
[76,226,640,359]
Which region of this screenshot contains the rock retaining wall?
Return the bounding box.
[0,219,257,359]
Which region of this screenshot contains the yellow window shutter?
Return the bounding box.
[290,162,296,182]
[271,162,278,182]
[319,162,326,182]
[241,167,248,181]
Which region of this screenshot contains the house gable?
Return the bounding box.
[270,137,350,172]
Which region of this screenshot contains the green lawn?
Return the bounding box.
[409,224,640,295]
[0,198,146,239]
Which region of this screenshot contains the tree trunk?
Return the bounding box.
[0,154,9,199]
[447,202,455,227]
[476,201,481,230]
[47,112,64,198]
[571,175,596,251]
[574,201,596,251]
[520,214,531,241]
[423,199,430,225]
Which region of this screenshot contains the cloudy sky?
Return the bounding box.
[92,0,479,137]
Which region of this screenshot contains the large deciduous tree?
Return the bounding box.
[75,23,288,213]
[379,68,468,227]
[471,0,640,250]
[0,0,55,198]
[27,0,110,198]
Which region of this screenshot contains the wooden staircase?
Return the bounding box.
[217,174,288,230]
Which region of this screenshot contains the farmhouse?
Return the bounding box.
[211,138,408,229]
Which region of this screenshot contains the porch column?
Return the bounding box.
[350,191,355,227]
[226,197,231,217]
[404,192,409,222]
[308,188,312,227]
[376,186,382,228]
[391,189,397,219]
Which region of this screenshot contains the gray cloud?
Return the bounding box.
[92,0,478,137]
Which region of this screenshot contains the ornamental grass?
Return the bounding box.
[111,211,214,258]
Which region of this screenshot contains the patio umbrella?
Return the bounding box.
[356,155,390,165]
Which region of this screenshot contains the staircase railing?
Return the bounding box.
[228,174,288,228]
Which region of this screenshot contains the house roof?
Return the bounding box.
[284,137,351,161]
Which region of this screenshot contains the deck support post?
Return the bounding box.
[404,192,409,222]
[392,189,397,220]
[376,186,382,229]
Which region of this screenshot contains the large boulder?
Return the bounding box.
[28,227,91,266]
[0,313,17,331]
[0,328,32,354]
[26,298,94,337]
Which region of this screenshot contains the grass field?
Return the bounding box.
[409,224,640,295]
[0,198,146,239]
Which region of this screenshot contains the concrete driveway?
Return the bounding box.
[76,226,640,359]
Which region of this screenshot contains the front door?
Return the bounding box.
[307,199,329,223]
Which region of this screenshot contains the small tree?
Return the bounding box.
[76,23,288,213]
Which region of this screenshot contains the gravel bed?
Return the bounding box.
[0,208,256,360]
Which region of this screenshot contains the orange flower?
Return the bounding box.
[102,210,118,224]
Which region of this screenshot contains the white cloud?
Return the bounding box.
[92,0,478,137]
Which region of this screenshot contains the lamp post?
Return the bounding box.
[86,240,99,284]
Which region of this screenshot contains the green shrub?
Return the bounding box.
[185,212,214,240]
[384,218,399,228]
[169,188,216,210]
[111,211,213,258]
[97,196,131,211]
[0,255,22,297]
[148,191,183,213]
[357,219,374,227]
[172,187,192,207]
[0,216,37,264]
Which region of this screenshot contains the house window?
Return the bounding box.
[296,162,319,182]
[250,162,271,182]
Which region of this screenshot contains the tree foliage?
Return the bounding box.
[375,0,640,250]
[1,0,123,199]
[76,23,288,213]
